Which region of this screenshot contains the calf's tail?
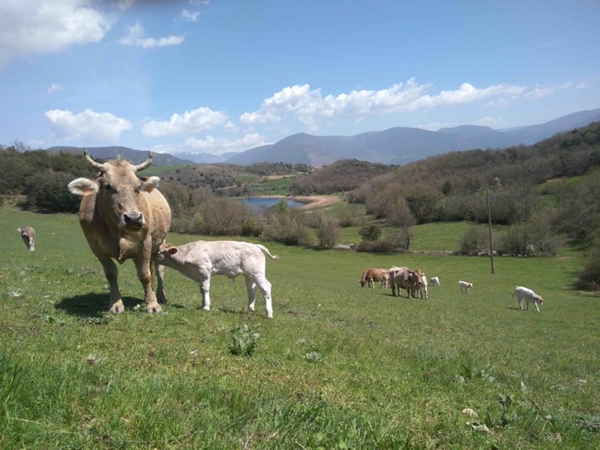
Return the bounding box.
[256,244,280,260]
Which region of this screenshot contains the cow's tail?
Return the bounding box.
[256,244,280,260]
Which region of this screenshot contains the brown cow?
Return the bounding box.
[360,268,390,288]
[68,152,171,314]
[17,226,36,251]
[389,266,423,298]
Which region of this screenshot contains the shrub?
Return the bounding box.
[317,218,341,249]
[574,245,600,290]
[260,214,314,246]
[458,225,490,255]
[359,224,381,242]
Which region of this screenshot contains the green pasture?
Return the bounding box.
[1,207,598,449]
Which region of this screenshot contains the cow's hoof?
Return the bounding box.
[110,300,125,314]
[146,302,162,314]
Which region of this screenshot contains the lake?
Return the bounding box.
[237,197,306,210]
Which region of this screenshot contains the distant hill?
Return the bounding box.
[45,146,193,166]
[173,151,239,164]
[226,107,600,166]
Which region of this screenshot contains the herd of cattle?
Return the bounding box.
[15,153,545,317]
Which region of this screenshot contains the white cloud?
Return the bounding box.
[0,0,113,67]
[524,82,572,99]
[478,116,508,128]
[47,83,65,95]
[576,81,588,89]
[181,9,200,22]
[44,109,132,143]
[184,133,268,155]
[119,21,184,48]
[240,79,528,131]
[419,122,457,131]
[142,107,230,137]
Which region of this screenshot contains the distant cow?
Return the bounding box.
[389,266,423,298]
[418,273,429,299]
[155,240,279,318]
[17,227,36,251]
[360,268,390,288]
[430,276,440,287]
[513,286,544,312]
[68,152,171,314]
[459,280,473,293]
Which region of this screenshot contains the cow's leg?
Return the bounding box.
[92,249,124,314]
[200,276,211,311]
[251,274,273,319]
[154,262,167,305]
[136,259,161,313]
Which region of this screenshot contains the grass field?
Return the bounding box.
[1,207,599,448]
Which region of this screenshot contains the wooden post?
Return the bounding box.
[486,185,495,274]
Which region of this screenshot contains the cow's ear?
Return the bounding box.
[141,176,160,193]
[68,178,98,196]
[167,247,178,255]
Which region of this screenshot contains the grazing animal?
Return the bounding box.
[418,273,429,299]
[389,267,423,298]
[360,268,390,288]
[512,286,544,312]
[429,276,440,287]
[68,151,171,314]
[17,227,36,251]
[155,240,279,318]
[459,281,473,293]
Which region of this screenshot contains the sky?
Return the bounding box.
[1,0,599,157]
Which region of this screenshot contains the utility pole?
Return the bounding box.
[486,185,495,274]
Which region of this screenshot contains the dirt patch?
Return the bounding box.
[259,195,341,210]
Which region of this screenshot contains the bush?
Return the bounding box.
[359,224,381,242]
[317,218,341,249]
[260,214,314,246]
[574,245,600,290]
[458,225,490,255]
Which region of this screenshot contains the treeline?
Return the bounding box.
[0,147,96,212]
[291,159,391,195]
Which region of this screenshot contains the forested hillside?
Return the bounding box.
[3,122,600,289]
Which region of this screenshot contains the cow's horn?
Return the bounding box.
[84,151,106,171]
[133,152,153,172]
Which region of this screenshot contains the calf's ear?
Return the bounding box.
[167,247,179,255]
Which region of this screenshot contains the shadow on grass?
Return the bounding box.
[55,293,140,317]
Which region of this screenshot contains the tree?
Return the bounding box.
[317,218,341,249]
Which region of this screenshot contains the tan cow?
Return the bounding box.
[360,268,390,288]
[17,226,36,251]
[68,152,171,314]
[389,266,423,298]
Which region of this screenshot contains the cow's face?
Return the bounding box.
[69,153,160,231]
[97,161,159,230]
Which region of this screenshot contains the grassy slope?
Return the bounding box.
[1,207,598,449]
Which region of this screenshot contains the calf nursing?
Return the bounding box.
[156,240,279,318]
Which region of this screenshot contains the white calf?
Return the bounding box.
[430,276,440,287]
[512,286,544,312]
[156,240,279,318]
[459,280,473,293]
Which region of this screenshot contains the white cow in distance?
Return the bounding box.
[459,280,473,293]
[155,240,279,318]
[430,276,440,287]
[512,286,544,312]
[418,274,429,299]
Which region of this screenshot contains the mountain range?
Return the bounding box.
[226,107,600,166]
[45,108,600,167]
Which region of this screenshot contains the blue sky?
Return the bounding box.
[1,0,599,156]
